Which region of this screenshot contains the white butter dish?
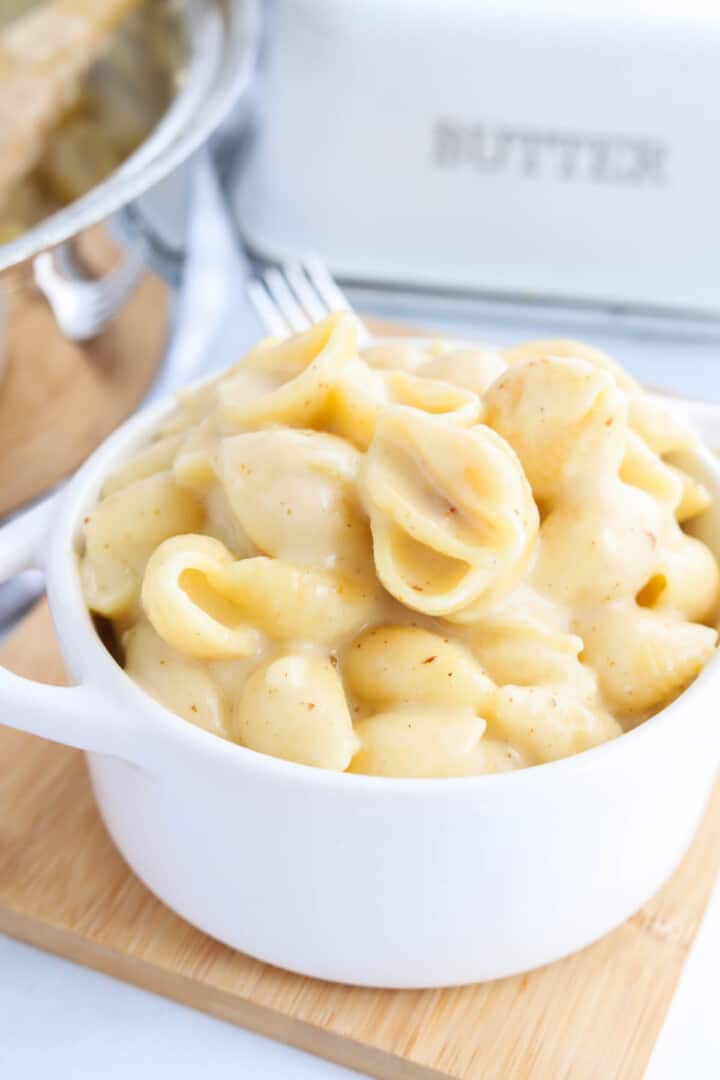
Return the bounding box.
[233,0,720,320]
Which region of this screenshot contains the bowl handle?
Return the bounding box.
[0,497,143,764]
[0,494,57,581]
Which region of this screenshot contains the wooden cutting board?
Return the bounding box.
[1,600,719,1080]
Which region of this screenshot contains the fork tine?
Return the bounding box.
[302,255,370,345]
[302,255,352,314]
[247,279,291,338]
[247,256,370,343]
[283,261,328,323]
[262,268,312,334]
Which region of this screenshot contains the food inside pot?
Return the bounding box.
[80,318,720,777]
[0,0,183,244]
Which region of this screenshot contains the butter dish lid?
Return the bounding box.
[233,0,720,321]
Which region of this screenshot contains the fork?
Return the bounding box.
[248,255,370,345]
[247,256,720,449]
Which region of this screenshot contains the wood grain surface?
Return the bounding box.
[0,226,168,516]
[1,601,719,1080]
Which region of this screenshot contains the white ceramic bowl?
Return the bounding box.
[1,343,720,989]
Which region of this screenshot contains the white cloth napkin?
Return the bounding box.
[146,151,262,402]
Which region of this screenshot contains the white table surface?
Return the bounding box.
[2,306,719,1078]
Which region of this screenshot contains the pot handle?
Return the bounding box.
[0,498,141,763]
[33,237,147,344]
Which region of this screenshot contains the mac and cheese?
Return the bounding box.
[81,315,720,775]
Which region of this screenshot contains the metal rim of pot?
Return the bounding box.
[0,0,260,276]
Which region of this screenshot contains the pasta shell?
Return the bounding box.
[419,345,507,396]
[141,535,261,660]
[350,705,524,777]
[453,580,570,629]
[219,312,358,430]
[202,484,256,559]
[502,338,637,391]
[382,369,481,425]
[81,472,203,617]
[233,655,359,771]
[343,626,495,710]
[492,686,621,764]
[218,557,378,645]
[220,428,370,572]
[620,430,683,507]
[361,407,538,616]
[498,338,695,455]
[173,416,221,490]
[670,465,712,524]
[472,623,594,695]
[532,481,663,606]
[576,605,718,717]
[638,529,720,624]
[485,355,627,500]
[124,622,229,738]
[328,361,389,451]
[329,363,481,451]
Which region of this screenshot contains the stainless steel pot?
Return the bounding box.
[0,0,257,508]
[0,0,258,275]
